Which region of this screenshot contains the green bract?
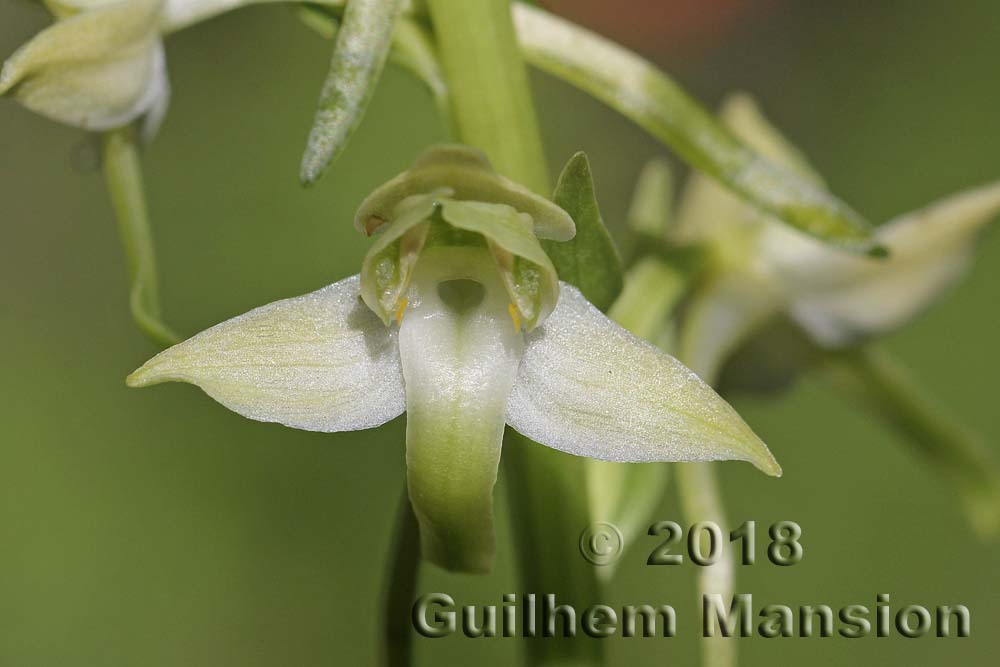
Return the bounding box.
[545,152,624,312]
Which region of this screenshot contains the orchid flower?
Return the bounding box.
[0,0,170,134]
[674,93,1000,383]
[0,0,343,134]
[665,94,1000,537]
[125,145,780,573]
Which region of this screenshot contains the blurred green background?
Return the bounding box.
[1,1,998,665]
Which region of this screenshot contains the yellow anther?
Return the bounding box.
[395,298,408,325]
[508,303,522,332]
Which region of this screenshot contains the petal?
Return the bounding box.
[359,192,439,324]
[780,182,1000,346]
[398,247,524,573]
[1,0,167,130]
[138,42,170,140]
[506,283,781,475]
[127,274,406,432]
[439,198,559,329]
[354,144,576,241]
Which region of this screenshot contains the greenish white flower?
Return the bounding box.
[126,145,780,573]
[0,0,335,133]
[676,93,1000,380]
[1,0,169,133]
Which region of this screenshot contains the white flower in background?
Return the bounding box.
[0,0,313,134]
[675,93,1000,380]
[126,146,780,573]
[0,0,169,133]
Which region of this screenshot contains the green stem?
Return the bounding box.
[380,488,421,667]
[676,340,735,667]
[504,432,604,664]
[294,7,457,138]
[426,1,601,664]
[676,463,735,667]
[102,129,181,348]
[822,346,1000,537]
[608,256,689,343]
[426,0,548,193]
[627,158,674,237]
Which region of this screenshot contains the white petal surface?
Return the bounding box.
[398,247,524,573]
[127,275,406,432]
[507,283,780,475]
[774,182,1000,346]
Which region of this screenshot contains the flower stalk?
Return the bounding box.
[822,346,1000,537]
[676,462,735,667]
[102,128,180,348]
[381,488,421,667]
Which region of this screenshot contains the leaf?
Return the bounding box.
[440,199,560,330]
[300,0,404,184]
[513,3,879,254]
[544,152,624,312]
